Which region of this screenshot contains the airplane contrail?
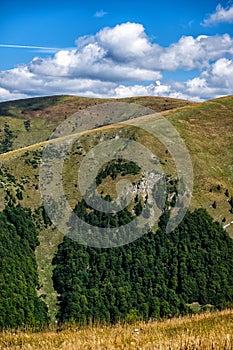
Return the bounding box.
[0,44,60,51]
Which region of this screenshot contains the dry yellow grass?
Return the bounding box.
[1,309,233,349]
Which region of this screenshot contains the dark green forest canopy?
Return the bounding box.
[0,206,49,329]
[53,208,233,325]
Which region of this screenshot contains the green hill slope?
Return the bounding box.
[0,94,232,321]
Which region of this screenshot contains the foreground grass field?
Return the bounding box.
[1,309,233,349]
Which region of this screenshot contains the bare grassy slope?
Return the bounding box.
[162,96,233,233]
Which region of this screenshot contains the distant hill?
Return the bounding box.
[0,95,195,151]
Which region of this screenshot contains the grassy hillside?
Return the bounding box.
[0,95,232,232]
[1,309,233,349]
[163,96,233,233]
[0,94,232,321]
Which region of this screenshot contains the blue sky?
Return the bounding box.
[0,0,233,101]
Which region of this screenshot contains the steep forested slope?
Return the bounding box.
[53,208,233,324]
[0,206,49,329]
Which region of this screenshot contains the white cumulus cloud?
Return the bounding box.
[202,4,233,26]
[97,22,153,60]
[154,34,233,70]
[0,22,233,102]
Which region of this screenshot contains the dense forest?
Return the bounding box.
[0,205,49,329]
[53,206,233,324]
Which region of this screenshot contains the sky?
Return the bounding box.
[0,0,233,102]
